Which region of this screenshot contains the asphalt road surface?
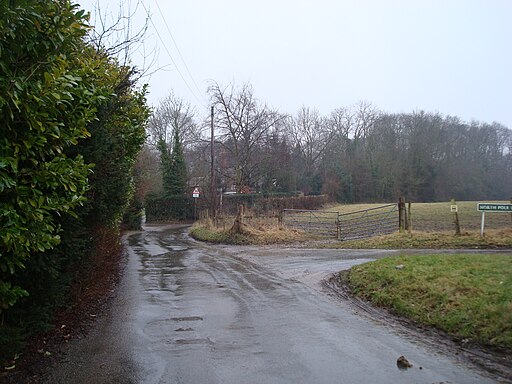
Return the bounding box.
[45,224,505,383]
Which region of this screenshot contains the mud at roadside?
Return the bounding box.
[0,234,129,384]
[322,271,512,383]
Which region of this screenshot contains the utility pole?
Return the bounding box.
[210,105,216,220]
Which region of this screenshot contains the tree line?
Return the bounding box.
[147,83,512,205]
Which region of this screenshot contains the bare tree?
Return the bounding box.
[209,82,283,192]
[328,107,354,138]
[146,92,198,196]
[148,92,199,148]
[288,107,319,170]
[85,0,162,81]
[133,145,163,197]
[352,101,379,140]
[284,107,340,194]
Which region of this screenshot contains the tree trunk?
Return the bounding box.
[230,205,247,234]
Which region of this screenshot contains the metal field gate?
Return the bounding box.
[337,204,398,240]
[282,204,399,240]
[281,209,340,237]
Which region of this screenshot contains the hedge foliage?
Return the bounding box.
[0,0,95,312]
[145,194,196,221]
[0,0,149,359]
[145,193,330,222]
[220,194,330,216]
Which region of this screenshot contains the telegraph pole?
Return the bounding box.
[210,105,216,220]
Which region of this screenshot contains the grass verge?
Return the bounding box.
[189,219,315,245]
[347,253,512,350]
[321,229,512,249]
[191,214,512,248]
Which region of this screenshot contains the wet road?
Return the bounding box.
[46,225,503,383]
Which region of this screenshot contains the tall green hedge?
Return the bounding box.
[0,0,149,359]
[145,194,196,222]
[144,193,330,222]
[0,0,95,313]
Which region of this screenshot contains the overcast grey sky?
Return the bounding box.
[81,0,512,127]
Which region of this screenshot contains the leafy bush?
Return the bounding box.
[145,194,196,221]
[0,0,95,312]
[122,196,144,230]
[0,0,149,360]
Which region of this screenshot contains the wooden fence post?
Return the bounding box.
[403,202,408,231]
[407,201,412,234]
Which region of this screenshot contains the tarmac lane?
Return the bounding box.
[44,224,504,384]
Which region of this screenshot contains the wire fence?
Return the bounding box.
[337,204,398,240]
[282,209,340,237]
[282,204,399,240]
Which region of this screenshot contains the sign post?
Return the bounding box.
[192,187,200,220]
[477,203,512,236]
[451,199,461,235]
[480,211,485,237]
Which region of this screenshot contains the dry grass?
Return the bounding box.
[191,201,512,248]
[190,216,314,245]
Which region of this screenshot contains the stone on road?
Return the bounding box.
[45,225,500,383]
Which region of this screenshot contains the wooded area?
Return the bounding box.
[146,83,512,205]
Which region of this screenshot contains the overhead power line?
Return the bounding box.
[140,0,205,106]
[154,0,205,102]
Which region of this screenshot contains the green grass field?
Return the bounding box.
[329,200,512,232]
[193,200,512,248]
[347,253,512,350]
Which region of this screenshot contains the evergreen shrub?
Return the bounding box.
[145,194,195,221]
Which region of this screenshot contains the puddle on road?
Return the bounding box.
[171,316,204,322]
[169,246,188,251]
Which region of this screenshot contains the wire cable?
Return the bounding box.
[154,0,206,103]
[140,0,205,106]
